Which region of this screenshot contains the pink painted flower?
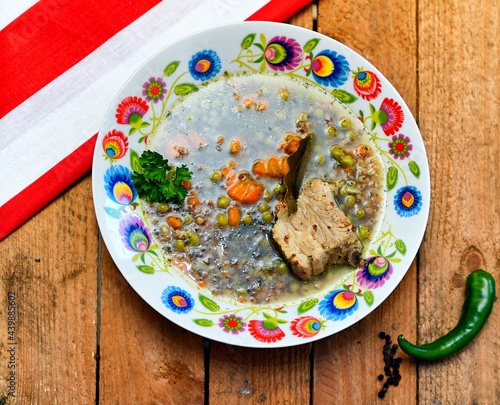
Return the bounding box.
[248,319,285,343]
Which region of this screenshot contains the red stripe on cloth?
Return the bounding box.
[248,0,312,22]
[0,0,160,118]
[0,135,97,241]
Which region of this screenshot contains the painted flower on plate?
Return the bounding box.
[143,77,167,103]
[356,256,393,289]
[102,129,128,162]
[394,186,423,217]
[119,215,152,253]
[188,50,221,81]
[372,98,404,136]
[248,319,285,343]
[389,134,413,159]
[264,36,302,71]
[103,165,137,205]
[319,289,359,321]
[115,96,149,128]
[219,314,246,334]
[353,69,382,101]
[310,50,350,87]
[161,286,194,314]
[290,316,323,338]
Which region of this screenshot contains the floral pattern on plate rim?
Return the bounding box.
[95,26,428,347]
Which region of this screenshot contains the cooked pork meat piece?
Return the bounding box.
[272,178,364,280]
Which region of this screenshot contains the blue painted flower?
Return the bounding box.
[356,256,393,289]
[311,50,350,87]
[394,186,422,217]
[264,36,302,71]
[161,286,194,314]
[188,50,221,81]
[119,216,152,252]
[103,165,137,205]
[319,289,359,321]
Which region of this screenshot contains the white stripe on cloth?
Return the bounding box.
[0,0,269,206]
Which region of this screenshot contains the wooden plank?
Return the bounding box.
[0,176,98,403]
[208,6,315,405]
[313,0,419,403]
[417,0,500,403]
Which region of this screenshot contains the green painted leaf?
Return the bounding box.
[359,110,365,120]
[389,257,402,263]
[262,311,272,319]
[377,245,383,256]
[332,89,358,104]
[259,58,267,72]
[370,120,376,131]
[363,290,374,306]
[259,33,267,47]
[253,55,264,64]
[164,61,180,76]
[408,160,421,178]
[129,127,137,136]
[198,294,220,312]
[387,166,398,191]
[277,319,288,324]
[297,297,318,314]
[395,239,407,255]
[137,265,155,274]
[174,83,199,96]
[141,121,150,128]
[369,103,376,114]
[130,149,141,172]
[303,38,320,53]
[254,42,264,51]
[369,248,379,256]
[241,33,256,49]
[385,250,397,258]
[193,319,214,327]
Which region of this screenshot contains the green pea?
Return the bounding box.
[216,213,229,226]
[340,155,355,168]
[263,189,273,202]
[236,287,248,296]
[316,155,326,165]
[273,184,286,196]
[345,195,356,207]
[186,231,199,246]
[157,202,169,213]
[174,240,185,252]
[243,215,253,226]
[356,208,365,218]
[357,225,370,240]
[296,112,310,123]
[327,125,337,137]
[210,170,222,182]
[347,131,356,141]
[330,147,345,161]
[258,203,270,213]
[183,215,193,224]
[290,282,299,293]
[262,211,274,223]
[279,88,290,101]
[217,195,231,209]
[275,261,288,275]
[339,116,351,129]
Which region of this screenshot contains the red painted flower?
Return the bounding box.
[353,69,382,101]
[372,98,404,136]
[115,96,149,127]
[248,319,285,343]
[102,129,129,162]
[290,316,323,338]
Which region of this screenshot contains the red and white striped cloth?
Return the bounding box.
[0,0,312,240]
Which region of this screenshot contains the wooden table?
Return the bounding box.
[1,0,499,403]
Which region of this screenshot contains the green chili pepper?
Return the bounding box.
[398,269,496,361]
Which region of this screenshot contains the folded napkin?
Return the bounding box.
[0,0,312,240]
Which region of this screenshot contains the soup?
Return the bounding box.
[144,72,385,304]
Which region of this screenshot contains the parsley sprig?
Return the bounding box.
[131,150,192,205]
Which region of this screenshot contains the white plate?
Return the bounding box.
[92,22,429,348]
